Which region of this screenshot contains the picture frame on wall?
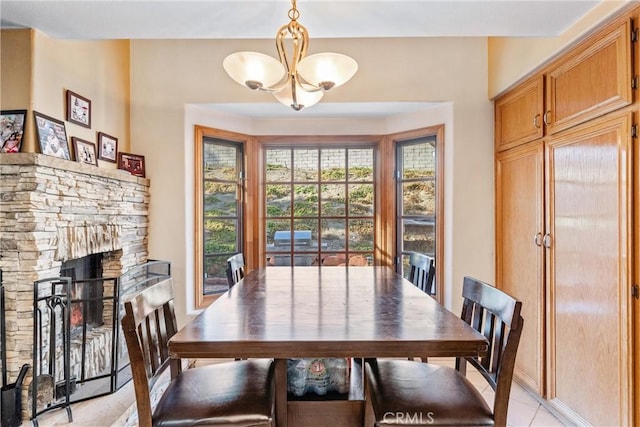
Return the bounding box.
[0,109,27,153]
[33,111,71,160]
[118,152,145,177]
[66,90,91,128]
[72,137,98,166]
[97,131,118,163]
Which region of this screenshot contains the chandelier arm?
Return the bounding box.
[296,74,322,92]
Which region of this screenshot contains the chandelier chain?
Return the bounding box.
[288,0,300,22]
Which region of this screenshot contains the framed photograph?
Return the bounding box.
[66,90,91,128]
[118,152,145,177]
[97,132,118,163]
[72,137,98,166]
[1,109,27,153]
[33,111,71,160]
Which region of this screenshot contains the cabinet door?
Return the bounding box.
[546,112,633,426]
[545,20,633,135]
[496,141,545,396]
[495,75,544,152]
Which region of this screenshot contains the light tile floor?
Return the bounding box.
[29,358,568,427]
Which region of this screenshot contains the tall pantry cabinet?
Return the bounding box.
[495,10,637,426]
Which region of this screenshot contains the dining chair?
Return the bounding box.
[364,276,524,427]
[407,252,436,295]
[225,252,245,287]
[121,277,276,427]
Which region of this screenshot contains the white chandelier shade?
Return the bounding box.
[222,52,286,90]
[273,78,324,111]
[222,0,357,111]
[296,53,358,91]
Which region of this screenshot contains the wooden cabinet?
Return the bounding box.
[495,112,634,425]
[545,20,633,135]
[495,75,544,152]
[545,113,633,426]
[495,19,633,151]
[495,141,545,396]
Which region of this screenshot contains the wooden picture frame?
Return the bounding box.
[33,111,71,160]
[72,137,98,166]
[0,109,27,153]
[97,132,118,163]
[118,152,145,177]
[66,90,91,128]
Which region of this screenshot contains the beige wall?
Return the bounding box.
[488,0,633,98]
[130,37,494,324]
[1,29,130,161]
[1,30,32,114]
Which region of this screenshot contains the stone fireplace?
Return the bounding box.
[0,153,150,420]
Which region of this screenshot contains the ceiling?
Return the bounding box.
[0,0,604,119]
[1,0,601,39]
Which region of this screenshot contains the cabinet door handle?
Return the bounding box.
[533,232,543,247]
[543,111,551,126]
[533,114,541,129]
[542,233,552,248]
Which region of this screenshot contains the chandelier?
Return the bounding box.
[222,0,358,111]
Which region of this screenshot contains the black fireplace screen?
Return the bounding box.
[30,260,171,425]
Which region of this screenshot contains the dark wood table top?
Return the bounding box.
[169,266,488,359]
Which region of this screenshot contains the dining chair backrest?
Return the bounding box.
[457,276,524,425]
[226,253,245,287]
[121,278,179,424]
[407,252,436,295]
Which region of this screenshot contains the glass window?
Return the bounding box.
[396,136,438,292]
[201,138,244,296]
[265,147,375,267]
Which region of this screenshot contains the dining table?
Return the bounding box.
[168,266,488,427]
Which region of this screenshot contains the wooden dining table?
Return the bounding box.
[168,266,488,427]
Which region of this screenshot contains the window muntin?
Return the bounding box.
[265,147,375,267]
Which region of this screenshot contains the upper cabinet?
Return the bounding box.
[495,75,544,152]
[545,20,633,135]
[495,19,634,152]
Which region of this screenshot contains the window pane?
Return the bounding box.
[348,184,374,215]
[322,219,346,251]
[321,184,346,215]
[204,254,230,294]
[294,219,318,246]
[293,149,318,181]
[402,219,435,255]
[402,181,435,216]
[321,149,346,181]
[204,219,237,254]
[204,182,236,216]
[349,219,374,251]
[348,149,374,181]
[266,219,291,252]
[204,143,237,181]
[266,184,291,217]
[402,141,435,179]
[293,184,318,216]
[266,149,291,182]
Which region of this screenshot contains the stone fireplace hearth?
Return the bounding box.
[0,153,150,420]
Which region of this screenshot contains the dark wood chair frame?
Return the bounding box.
[407,252,436,295]
[225,252,245,288]
[365,276,524,427]
[121,277,275,427]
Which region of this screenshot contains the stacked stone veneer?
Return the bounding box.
[0,153,150,412]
